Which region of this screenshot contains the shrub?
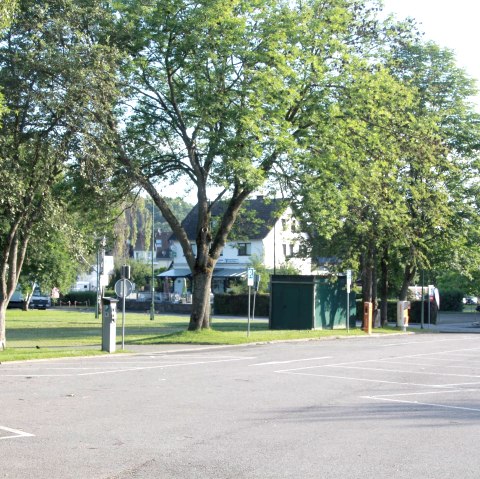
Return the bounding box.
[438,289,464,311]
[214,294,269,317]
[62,291,97,306]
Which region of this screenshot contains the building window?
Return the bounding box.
[283,244,295,258]
[237,243,251,256]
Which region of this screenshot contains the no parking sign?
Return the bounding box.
[247,268,255,287]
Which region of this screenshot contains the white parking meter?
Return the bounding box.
[102,297,118,353]
[397,301,410,331]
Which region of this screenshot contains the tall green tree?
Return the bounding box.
[0,0,16,29]
[106,0,391,330]
[0,0,121,349]
[0,0,16,116]
[292,38,480,324]
[386,41,480,300]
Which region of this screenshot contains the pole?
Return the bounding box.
[122,278,126,350]
[247,286,251,337]
[150,197,155,321]
[95,246,100,319]
[346,290,350,333]
[346,270,351,332]
[428,283,431,327]
[421,269,425,329]
[273,222,276,275]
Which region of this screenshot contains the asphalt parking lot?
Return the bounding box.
[2,333,480,478]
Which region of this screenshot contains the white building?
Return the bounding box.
[160,196,312,294]
[73,255,115,291]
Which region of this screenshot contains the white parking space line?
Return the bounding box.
[275,369,452,388]
[327,364,480,379]
[362,395,480,413]
[250,357,332,366]
[0,356,256,378]
[365,388,480,399]
[384,356,480,365]
[381,337,480,347]
[272,346,480,414]
[378,359,480,370]
[0,426,35,440]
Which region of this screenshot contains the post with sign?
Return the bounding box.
[346,270,352,332]
[115,266,132,350]
[252,274,261,322]
[247,268,255,337]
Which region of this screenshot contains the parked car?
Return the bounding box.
[30,287,51,309]
[463,296,478,305]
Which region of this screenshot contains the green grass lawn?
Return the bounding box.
[1,307,403,362]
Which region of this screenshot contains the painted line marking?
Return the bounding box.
[250,357,332,366]
[377,360,480,370]
[0,357,255,378]
[381,337,480,347]
[0,426,35,440]
[362,396,480,413]
[326,364,480,379]
[369,389,480,399]
[275,369,454,388]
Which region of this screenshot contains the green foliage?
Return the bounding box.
[227,255,300,295]
[108,259,157,291]
[0,0,124,347]
[0,0,16,30]
[438,290,464,312]
[292,34,480,304]
[113,196,192,260]
[214,294,270,317]
[435,269,480,298]
[62,291,97,306]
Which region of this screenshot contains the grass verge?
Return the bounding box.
[1,307,405,362]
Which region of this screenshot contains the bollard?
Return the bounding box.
[363,302,373,334]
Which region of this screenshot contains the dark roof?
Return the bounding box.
[174,197,288,241]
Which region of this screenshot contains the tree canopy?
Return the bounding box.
[0,0,122,348]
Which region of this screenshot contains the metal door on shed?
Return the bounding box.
[270,281,313,330]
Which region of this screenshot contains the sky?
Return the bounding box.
[381,0,480,109]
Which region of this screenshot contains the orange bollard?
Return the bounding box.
[363,302,373,334]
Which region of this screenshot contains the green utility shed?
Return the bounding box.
[269,275,356,330]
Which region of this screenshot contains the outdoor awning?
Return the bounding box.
[157,268,191,278]
[212,268,246,278]
[158,267,246,278]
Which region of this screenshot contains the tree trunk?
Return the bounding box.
[372,246,381,328]
[379,246,389,326]
[0,302,7,350]
[189,270,213,330]
[399,262,416,301]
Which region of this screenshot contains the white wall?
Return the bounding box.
[169,207,311,274]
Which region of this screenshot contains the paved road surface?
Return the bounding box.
[2,332,480,478]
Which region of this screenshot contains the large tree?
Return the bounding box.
[386,41,480,300]
[106,0,392,330]
[0,0,120,348]
[291,38,480,324]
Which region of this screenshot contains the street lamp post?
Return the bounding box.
[150,198,155,321]
[95,236,106,319]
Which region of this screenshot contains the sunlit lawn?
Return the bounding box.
[1,307,402,362]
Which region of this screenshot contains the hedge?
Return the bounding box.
[438,289,463,311]
[61,291,97,306]
[214,293,269,317]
